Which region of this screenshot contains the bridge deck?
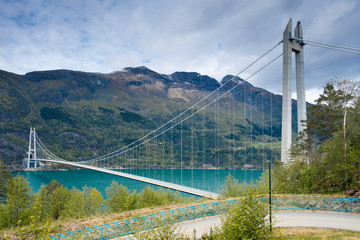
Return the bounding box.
[36,159,219,199]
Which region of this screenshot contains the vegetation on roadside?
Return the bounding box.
[127,182,276,240]
[209,187,276,240]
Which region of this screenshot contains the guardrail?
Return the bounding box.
[50,196,360,239]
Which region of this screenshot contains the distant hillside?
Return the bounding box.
[0,66,299,169]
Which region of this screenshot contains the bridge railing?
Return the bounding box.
[49,196,360,240]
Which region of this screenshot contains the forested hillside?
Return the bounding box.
[0,66,299,169]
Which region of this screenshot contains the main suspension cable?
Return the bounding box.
[291,37,360,55]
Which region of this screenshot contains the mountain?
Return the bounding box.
[0,66,299,170]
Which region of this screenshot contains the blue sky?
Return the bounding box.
[0,0,359,103]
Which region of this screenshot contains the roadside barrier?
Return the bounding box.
[50,196,360,239]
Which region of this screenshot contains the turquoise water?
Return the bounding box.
[14,169,263,198]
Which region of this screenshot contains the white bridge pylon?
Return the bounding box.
[27,127,38,168]
[281,18,306,164]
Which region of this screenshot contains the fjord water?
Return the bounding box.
[14,169,263,198]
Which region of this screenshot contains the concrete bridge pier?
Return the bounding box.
[281,18,306,164]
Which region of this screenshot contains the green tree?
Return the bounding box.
[49,185,71,220]
[28,194,52,239]
[347,146,360,190]
[2,174,32,227]
[45,179,62,194]
[334,78,360,188]
[163,190,185,205]
[105,181,129,212]
[347,98,360,190]
[29,194,43,224]
[306,82,344,142]
[316,130,360,192]
[83,185,103,216]
[220,174,268,198]
[61,187,86,219]
[137,187,185,209]
[35,185,50,221]
[348,96,360,147]
[139,187,163,208]
[0,204,6,228]
[288,83,346,174]
[291,130,315,164]
[126,190,139,210]
[220,174,243,197]
[272,159,315,194]
[0,160,13,202]
[34,180,62,221]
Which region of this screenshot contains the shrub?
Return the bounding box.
[213,187,275,240]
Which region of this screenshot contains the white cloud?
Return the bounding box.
[0,0,359,96]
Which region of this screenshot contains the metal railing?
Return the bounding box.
[50,196,360,239]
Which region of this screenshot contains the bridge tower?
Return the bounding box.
[27,127,37,168]
[281,18,306,163]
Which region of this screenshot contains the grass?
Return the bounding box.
[0,199,208,239]
[275,227,360,239]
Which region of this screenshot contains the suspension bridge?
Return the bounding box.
[25,19,360,199]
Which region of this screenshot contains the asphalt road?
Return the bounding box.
[177,211,360,238]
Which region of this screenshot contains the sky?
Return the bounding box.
[0,0,359,103]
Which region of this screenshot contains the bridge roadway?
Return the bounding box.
[35,159,219,199]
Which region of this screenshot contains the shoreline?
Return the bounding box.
[13,167,265,173]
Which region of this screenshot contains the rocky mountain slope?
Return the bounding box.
[0,66,299,169]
